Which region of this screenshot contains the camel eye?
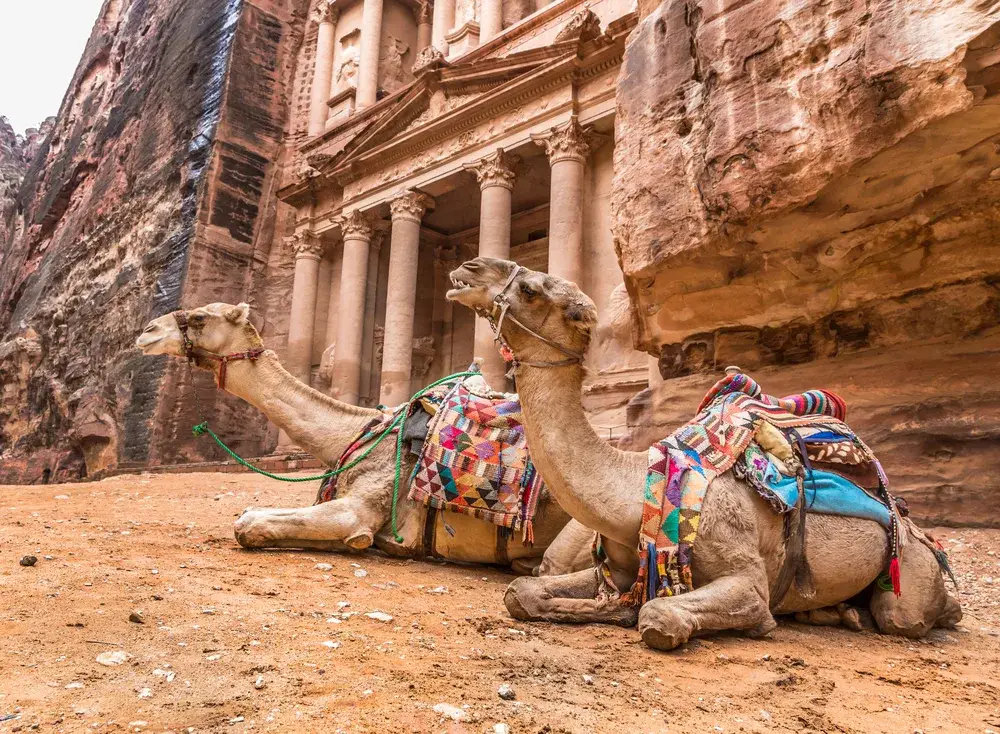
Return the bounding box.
[520,283,537,298]
[189,314,206,325]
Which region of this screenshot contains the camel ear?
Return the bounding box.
[225,303,251,324]
[565,299,597,331]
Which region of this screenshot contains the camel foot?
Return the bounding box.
[503,570,639,627]
[936,594,962,629]
[637,574,773,651]
[793,604,873,632]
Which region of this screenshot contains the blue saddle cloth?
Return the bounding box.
[742,445,891,528]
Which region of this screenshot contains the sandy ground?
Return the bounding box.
[1,472,998,734]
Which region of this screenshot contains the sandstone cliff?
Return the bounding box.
[613,0,1000,525]
[0,0,308,482]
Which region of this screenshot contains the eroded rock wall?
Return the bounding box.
[0,0,308,482]
[613,0,1000,524]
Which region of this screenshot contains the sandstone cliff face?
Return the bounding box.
[613,0,1000,525]
[0,0,308,482]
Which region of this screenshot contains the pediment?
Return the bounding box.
[327,44,576,178]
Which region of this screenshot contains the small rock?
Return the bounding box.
[582,674,594,685]
[427,586,449,594]
[366,611,393,623]
[315,563,333,572]
[44,555,53,560]
[494,724,511,734]
[433,703,468,722]
[354,569,368,578]
[497,683,516,700]
[128,722,148,728]
[153,669,175,683]
[129,610,144,624]
[96,651,130,666]
[322,640,342,649]
[54,494,70,500]
[254,675,266,690]
[202,609,216,615]
[758,710,772,721]
[19,556,37,567]
[65,682,84,689]
[138,687,152,699]
[228,716,245,724]
[206,654,222,661]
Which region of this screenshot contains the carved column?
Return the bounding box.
[415,1,434,52]
[464,149,519,388]
[431,0,455,54]
[533,118,604,287]
[380,192,434,406]
[357,0,385,108]
[286,232,324,383]
[359,227,387,404]
[329,211,376,404]
[308,2,339,136]
[480,0,503,43]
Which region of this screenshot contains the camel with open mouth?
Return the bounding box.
[136,303,587,574]
[445,257,961,650]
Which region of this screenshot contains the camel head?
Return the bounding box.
[446,257,597,365]
[135,303,262,365]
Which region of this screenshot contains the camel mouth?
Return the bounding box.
[446,274,482,302]
[135,333,163,352]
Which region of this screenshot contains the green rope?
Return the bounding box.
[192,370,479,542]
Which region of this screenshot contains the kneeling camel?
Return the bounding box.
[136,303,584,574]
[446,257,961,649]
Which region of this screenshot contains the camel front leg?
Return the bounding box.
[638,575,775,651]
[504,568,639,627]
[234,496,384,552]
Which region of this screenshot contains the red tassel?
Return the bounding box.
[889,557,901,597]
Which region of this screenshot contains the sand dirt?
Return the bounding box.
[2,472,998,733]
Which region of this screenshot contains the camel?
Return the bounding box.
[135,302,588,575]
[445,257,962,650]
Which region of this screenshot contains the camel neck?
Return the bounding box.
[514,363,646,546]
[219,351,381,465]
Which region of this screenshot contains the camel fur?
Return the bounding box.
[136,303,587,574]
[445,257,961,650]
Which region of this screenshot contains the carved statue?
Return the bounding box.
[378,35,410,94]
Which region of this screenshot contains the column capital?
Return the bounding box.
[286,231,324,260]
[531,118,606,165]
[464,149,520,191]
[333,209,375,241]
[413,0,433,24]
[412,46,446,75]
[313,0,339,24]
[389,191,434,223]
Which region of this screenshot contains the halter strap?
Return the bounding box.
[480,265,584,374]
[171,310,265,390]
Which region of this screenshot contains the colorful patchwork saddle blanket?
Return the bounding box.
[316,370,545,544]
[617,371,905,607]
[409,378,545,543]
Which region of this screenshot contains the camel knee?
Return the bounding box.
[234,511,279,548]
[638,601,694,651]
[504,577,542,621]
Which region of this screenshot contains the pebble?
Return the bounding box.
[65,682,84,690]
[497,683,516,700]
[427,586,449,594]
[582,674,594,685]
[96,651,130,666]
[322,641,342,649]
[433,703,468,722]
[138,687,152,699]
[254,675,266,690]
[129,610,145,624]
[206,654,222,661]
[44,555,53,560]
[758,710,772,721]
[229,716,245,724]
[354,569,368,578]
[153,669,176,683]
[315,563,333,572]
[494,725,511,734]
[54,495,70,500]
[19,555,37,567]
[366,611,393,623]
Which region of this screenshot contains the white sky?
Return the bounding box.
[0,0,107,134]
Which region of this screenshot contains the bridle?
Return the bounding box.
[480,265,584,374]
[171,310,265,390]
